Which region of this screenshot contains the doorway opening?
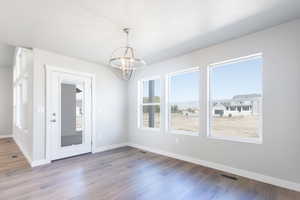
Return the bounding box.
[46,66,95,161]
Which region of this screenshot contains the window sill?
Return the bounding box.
[168,130,199,137]
[138,128,161,132]
[207,135,262,144]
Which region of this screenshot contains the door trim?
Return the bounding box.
[45,65,96,162]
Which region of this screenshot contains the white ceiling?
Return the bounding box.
[0,0,299,66]
[0,43,14,68]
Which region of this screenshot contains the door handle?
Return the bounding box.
[50,113,56,123]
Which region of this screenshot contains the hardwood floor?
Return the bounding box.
[0,146,299,200]
[0,138,29,174]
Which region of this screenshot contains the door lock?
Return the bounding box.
[51,113,56,122]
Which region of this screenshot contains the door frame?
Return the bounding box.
[45,65,96,162]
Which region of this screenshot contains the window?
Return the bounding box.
[208,54,263,143]
[15,83,22,128]
[16,78,28,130]
[138,78,161,129]
[14,48,29,132]
[167,68,200,134]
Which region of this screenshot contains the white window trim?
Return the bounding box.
[166,67,201,136]
[207,53,263,144]
[13,48,30,133]
[137,76,162,131]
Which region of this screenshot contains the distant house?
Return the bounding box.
[212,94,262,117]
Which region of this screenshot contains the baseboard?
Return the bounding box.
[0,134,12,139]
[31,159,51,167]
[128,143,300,192]
[13,136,33,165]
[31,143,129,167]
[93,143,129,153]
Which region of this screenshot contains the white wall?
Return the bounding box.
[32,49,128,162]
[0,67,12,136]
[128,19,300,184]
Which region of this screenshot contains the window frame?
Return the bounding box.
[138,76,162,131]
[13,48,29,133]
[166,67,201,136]
[207,53,263,144]
[15,83,22,129]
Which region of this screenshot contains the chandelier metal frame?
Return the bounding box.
[109,28,146,80]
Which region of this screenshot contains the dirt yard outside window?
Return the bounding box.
[170,114,259,138]
[143,113,260,138]
[212,115,260,138]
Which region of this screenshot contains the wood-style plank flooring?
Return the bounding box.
[0,146,299,200]
[0,138,29,174]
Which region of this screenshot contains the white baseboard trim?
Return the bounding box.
[31,159,51,167]
[12,135,50,168]
[128,143,300,192]
[31,143,129,167]
[0,134,12,139]
[93,143,129,153]
[13,136,33,165]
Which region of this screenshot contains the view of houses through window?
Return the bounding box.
[209,55,263,140]
[138,54,262,142]
[168,69,200,133]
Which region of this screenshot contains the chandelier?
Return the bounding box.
[109,28,146,80]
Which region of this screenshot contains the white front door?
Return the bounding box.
[47,69,92,160]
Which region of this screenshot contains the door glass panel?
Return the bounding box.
[61,83,84,147]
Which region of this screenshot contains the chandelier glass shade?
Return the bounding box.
[109,28,146,80]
